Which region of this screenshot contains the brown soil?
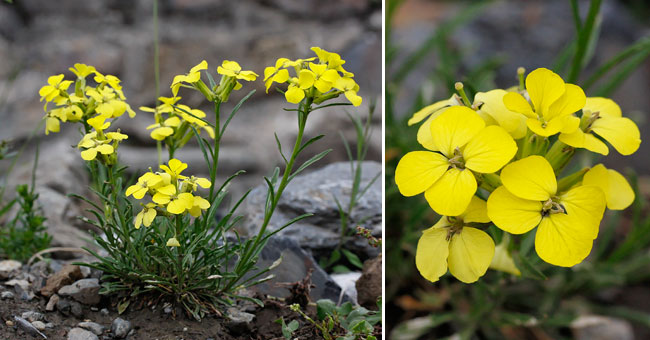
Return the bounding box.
[0,296,323,340]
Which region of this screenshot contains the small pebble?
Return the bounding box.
[111,318,132,339]
[22,311,45,322]
[1,291,15,299]
[31,321,47,331]
[6,320,14,326]
[78,321,105,336]
[46,294,59,311]
[100,308,109,316]
[67,327,98,340]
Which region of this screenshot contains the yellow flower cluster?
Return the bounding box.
[263,47,362,106]
[396,67,640,283]
[126,159,211,229]
[40,63,136,163]
[171,59,258,102]
[140,96,214,142]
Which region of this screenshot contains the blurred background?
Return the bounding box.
[386,0,650,339]
[0,0,382,255]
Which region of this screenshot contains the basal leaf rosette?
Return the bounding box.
[487,156,606,267]
[504,68,585,137]
[416,196,495,283]
[395,106,517,216]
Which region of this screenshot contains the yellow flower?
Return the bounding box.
[503,68,584,137]
[416,197,495,283]
[152,186,194,215]
[69,63,97,78]
[217,60,259,81]
[333,77,362,107]
[188,195,210,217]
[174,104,215,139]
[93,73,125,99]
[307,62,340,93]
[166,237,181,247]
[487,156,606,267]
[134,203,157,229]
[395,106,517,216]
[45,116,60,135]
[559,97,641,155]
[161,158,188,180]
[582,164,634,210]
[264,58,291,92]
[475,89,527,139]
[181,176,211,192]
[171,60,208,96]
[77,132,114,161]
[39,74,72,102]
[311,46,345,69]
[146,116,180,141]
[87,114,111,132]
[126,172,164,199]
[86,87,135,118]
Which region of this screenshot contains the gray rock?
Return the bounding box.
[0,291,14,299]
[68,327,99,340]
[70,301,84,318]
[12,280,35,301]
[14,316,47,339]
[100,308,109,316]
[571,315,634,340]
[111,318,132,339]
[239,161,381,257]
[21,311,45,322]
[243,236,346,303]
[77,321,105,336]
[225,307,255,335]
[0,260,22,280]
[58,278,101,305]
[31,321,47,331]
[46,294,59,311]
[56,299,72,316]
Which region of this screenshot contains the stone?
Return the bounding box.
[70,301,84,318]
[243,236,346,303]
[14,316,47,339]
[0,260,22,280]
[41,264,84,297]
[225,307,255,335]
[57,299,72,316]
[331,272,361,305]
[46,294,60,311]
[21,311,45,322]
[77,321,105,336]
[239,161,381,257]
[1,291,14,299]
[10,279,35,301]
[571,315,634,340]
[100,308,109,316]
[68,327,99,340]
[355,255,382,310]
[31,321,47,331]
[57,278,101,305]
[111,318,132,339]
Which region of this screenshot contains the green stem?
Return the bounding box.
[208,101,221,203]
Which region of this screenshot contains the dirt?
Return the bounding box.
[0,294,323,340]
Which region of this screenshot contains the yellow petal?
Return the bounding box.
[143,208,157,227]
[125,184,140,197]
[152,193,171,205]
[526,117,565,137]
[546,84,585,120]
[394,151,448,196]
[584,97,622,117]
[407,97,452,126]
[298,70,315,89]
[461,196,490,223]
[195,177,211,189]
[344,90,362,107]
[489,242,520,276]
[591,116,641,156]
[156,184,177,196]
[415,227,449,283]
[463,125,517,174]
[80,148,98,161]
[424,168,476,216]
[134,210,144,229]
[96,144,114,155]
[583,164,634,210]
[132,187,147,200]
[166,237,181,247]
[429,106,485,158]
[167,199,187,214]
[45,117,60,135]
[285,86,305,104]
[525,68,565,115]
[503,92,536,118]
[416,108,449,150]
[448,227,495,283]
[501,155,556,200]
[559,185,605,239]
[487,186,542,234]
[559,129,609,155]
[476,89,527,139]
[535,213,595,267]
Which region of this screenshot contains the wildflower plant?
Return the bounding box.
[395,67,640,284]
[39,46,361,319]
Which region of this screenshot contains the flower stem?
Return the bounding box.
[208,101,221,203]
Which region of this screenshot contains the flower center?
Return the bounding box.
[445,216,464,241]
[582,110,600,132]
[448,147,465,169]
[541,197,566,217]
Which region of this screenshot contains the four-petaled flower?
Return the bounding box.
[126,172,163,199]
[487,156,606,267]
[171,60,208,96]
[395,106,517,216]
[39,74,72,103]
[135,203,157,229]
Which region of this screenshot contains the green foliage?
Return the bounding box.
[386,0,650,337]
[289,298,381,340]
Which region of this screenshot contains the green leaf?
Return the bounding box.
[567,0,602,82]
[342,249,363,269]
[317,299,337,321]
[288,149,331,182]
[513,252,547,280]
[117,299,130,314]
